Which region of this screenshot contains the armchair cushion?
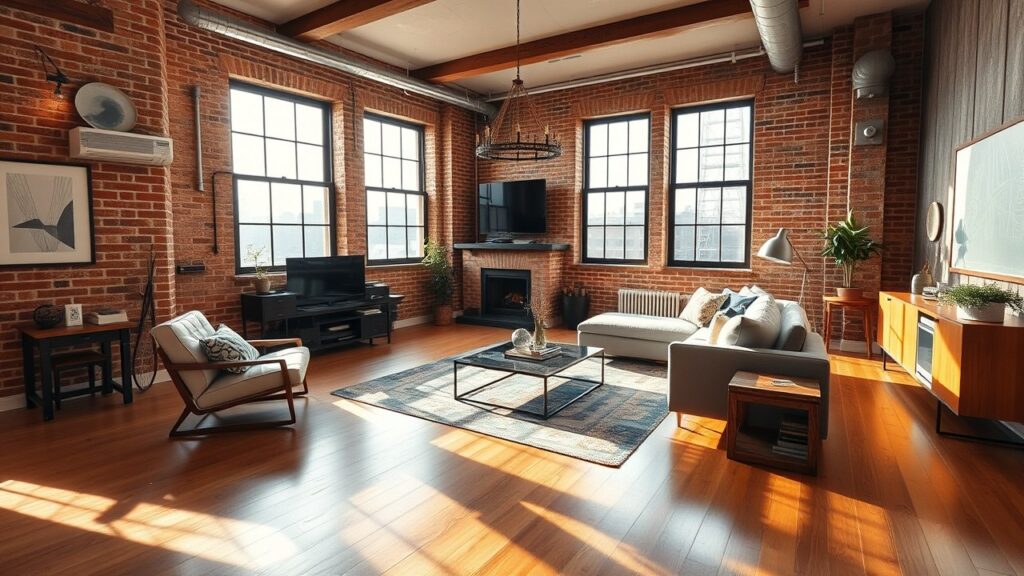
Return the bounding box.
[201,324,260,374]
[196,346,309,410]
[151,311,220,398]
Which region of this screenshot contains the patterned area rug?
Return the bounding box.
[332,347,668,466]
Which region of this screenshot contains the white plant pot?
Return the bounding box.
[955,302,1006,323]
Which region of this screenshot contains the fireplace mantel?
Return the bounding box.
[454,242,570,252]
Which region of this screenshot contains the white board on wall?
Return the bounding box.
[950,116,1024,283]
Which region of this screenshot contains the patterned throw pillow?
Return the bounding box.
[200,324,260,374]
[680,287,730,327]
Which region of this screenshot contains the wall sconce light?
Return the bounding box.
[34,46,69,98]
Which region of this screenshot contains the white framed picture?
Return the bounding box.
[65,303,83,327]
[0,159,94,266]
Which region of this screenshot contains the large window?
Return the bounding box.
[229,82,333,273]
[669,100,753,267]
[363,114,425,265]
[582,114,649,264]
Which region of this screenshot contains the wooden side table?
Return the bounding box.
[727,371,821,475]
[823,296,874,359]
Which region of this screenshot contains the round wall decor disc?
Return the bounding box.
[926,201,943,242]
[74,82,138,132]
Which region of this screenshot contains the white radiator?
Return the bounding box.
[617,289,683,317]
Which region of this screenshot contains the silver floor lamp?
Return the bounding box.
[757,228,808,306]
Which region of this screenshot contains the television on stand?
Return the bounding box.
[286,256,366,305]
[478,179,546,237]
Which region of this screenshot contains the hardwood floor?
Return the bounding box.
[1,323,1022,575]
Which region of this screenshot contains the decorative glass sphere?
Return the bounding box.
[511,328,532,350]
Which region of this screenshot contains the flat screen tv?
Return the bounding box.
[286,256,365,304]
[479,179,546,235]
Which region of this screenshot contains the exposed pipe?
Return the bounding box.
[192,85,204,192]
[749,0,803,74]
[176,0,496,117]
[485,39,824,101]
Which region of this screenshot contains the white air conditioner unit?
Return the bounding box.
[70,127,173,166]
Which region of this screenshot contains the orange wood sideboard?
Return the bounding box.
[877,291,1024,422]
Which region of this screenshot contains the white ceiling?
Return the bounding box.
[209,0,930,94]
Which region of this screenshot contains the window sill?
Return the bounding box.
[234,272,286,281]
[667,267,753,273]
[366,262,424,270]
[578,261,650,269]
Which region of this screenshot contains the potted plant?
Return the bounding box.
[245,244,272,294]
[939,283,1024,323]
[422,239,454,326]
[821,210,882,300]
[561,284,590,330]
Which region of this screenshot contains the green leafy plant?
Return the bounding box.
[821,211,882,287]
[940,283,1024,314]
[422,239,454,305]
[245,244,268,279]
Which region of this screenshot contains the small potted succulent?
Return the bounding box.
[422,239,454,326]
[821,210,882,300]
[939,283,1023,323]
[245,244,272,294]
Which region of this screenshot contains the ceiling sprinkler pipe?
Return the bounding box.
[749,0,803,73]
[176,0,497,117]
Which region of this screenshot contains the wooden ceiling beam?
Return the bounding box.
[279,0,438,41]
[414,0,809,83]
[1,0,114,33]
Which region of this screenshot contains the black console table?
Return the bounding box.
[241,284,391,353]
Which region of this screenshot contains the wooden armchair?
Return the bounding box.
[152,311,309,437]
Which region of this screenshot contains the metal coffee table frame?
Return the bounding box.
[453,344,605,419]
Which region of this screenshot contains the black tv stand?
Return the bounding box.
[241,286,391,353]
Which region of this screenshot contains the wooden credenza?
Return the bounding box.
[878,291,1024,422]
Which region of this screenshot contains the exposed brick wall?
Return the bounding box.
[474,13,923,341]
[161,0,478,328]
[0,1,176,397]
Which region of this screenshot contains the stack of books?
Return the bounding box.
[86,309,128,325]
[504,345,561,361]
[356,308,381,316]
[771,417,809,460]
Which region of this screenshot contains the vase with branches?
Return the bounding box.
[245,244,272,294]
[821,210,882,299]
[422,239,454,325]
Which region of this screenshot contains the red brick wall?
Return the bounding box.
[474,13,923,338]
[0,1,176,397]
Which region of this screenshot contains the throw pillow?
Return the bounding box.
[680,288,729,327]
[708,311,730,344]
[718,289,759,317]
[774,301,809,351]
[201,324,260,374]
[716,293,782,348]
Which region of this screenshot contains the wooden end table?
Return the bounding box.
[727,371,821,475]
[823,296,874,359]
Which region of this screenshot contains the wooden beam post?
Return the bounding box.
[414,0,809,83]
[279,0,438,41]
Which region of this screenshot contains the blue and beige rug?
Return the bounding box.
[332,347,668,466]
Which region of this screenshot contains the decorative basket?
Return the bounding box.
[33,304,64,329]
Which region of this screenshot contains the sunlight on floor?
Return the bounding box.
[520,501,670,576]
[0,480,297,570]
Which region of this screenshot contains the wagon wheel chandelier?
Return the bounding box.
[475,0,562,161]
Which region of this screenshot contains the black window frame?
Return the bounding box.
[363,112,427,266]
[668,99,754,269]
[581,112,651,265]
[229,80,336,274]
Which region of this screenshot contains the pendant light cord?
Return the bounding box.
[515,0,521,80]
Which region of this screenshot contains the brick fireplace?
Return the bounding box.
[455,243,569,328]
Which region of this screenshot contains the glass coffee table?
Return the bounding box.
[453,342,605,419]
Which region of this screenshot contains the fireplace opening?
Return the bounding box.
[482,269,531,319]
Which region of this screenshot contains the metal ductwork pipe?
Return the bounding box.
[176,0,496,117]
[852,49,896,99]
[749,0,803,74]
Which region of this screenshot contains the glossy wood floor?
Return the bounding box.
[1,323,1023,575]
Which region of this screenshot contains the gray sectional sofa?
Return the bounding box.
[577,296,831,437]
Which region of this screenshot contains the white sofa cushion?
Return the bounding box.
[717,293,782,349]
[196,346,309,410]
[577,312,699,343]
[151,311,219,398]
[775,300,810,351]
